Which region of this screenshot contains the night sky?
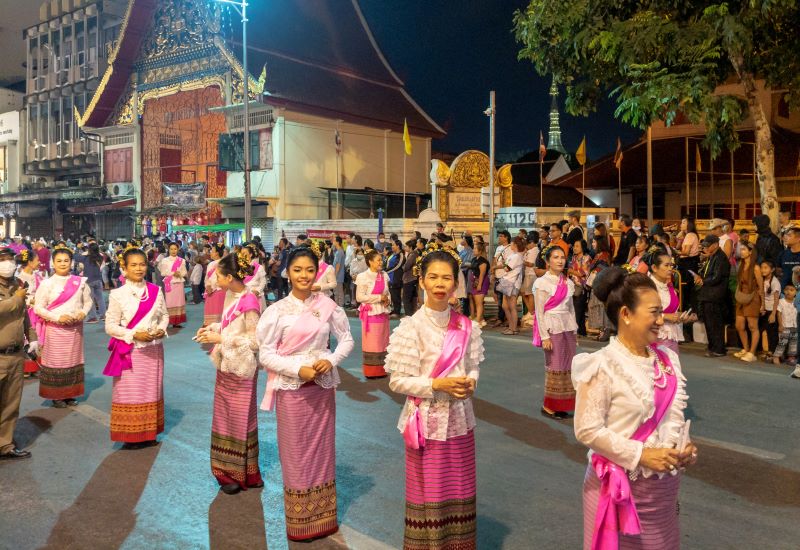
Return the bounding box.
[358,0,641,162]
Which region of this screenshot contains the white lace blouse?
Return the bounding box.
[206,290,259,378]
[16,270,43,307]
[533,271,578,340]
[256,292,354,391]
[572,337,689,479]
[384,307,485,442]
[355,269,390,316]
[104,280,169,349]
[651,275,684,343]
[158,256,187,282]
[315,264,337,297]
[33,274,92,321]
[245,263,267,298]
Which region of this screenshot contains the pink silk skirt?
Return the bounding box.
[276,383,337,540]
[39,322,84,400]
[543,331,577,413]
[404,430,477,550]
[583,465,681,550]
[204,289,226,326]
[110,344,165,442]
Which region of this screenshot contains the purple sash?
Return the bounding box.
[38,275,83,340]
[590,345,678,550]
[102,283,160,377]
[260,293,339,412]
[403,310,473,449]
[315,261,330,282]
[163,257,182,293]
[358,271,385,333]
[532,275,568,347]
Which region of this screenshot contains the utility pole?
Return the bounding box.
[217,0,252,240]
[646,125,653,226]
[485,91,496,259]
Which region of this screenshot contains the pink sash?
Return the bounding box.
[315,261,330,282]
[27,274,42,339]
[163,257,182,293]
[102,283,160,377]
[38,275,83,340]
[532,276,568,347]
[243,261,261,284]
[203,265,217,299]
[358,271,386,333]
[590,346,678,550]
[403,310,473,449]
[211,291,262,356]
[663,281,679,314]
[260,293,339,412]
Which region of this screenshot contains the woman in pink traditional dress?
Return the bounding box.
[241,242,267,312]
[533,245,578,419]
[195,251,263,495]
[645,248,696,355]
[573,268,698,550]
[355,250,391,378]
[158,243,187,327]
[34,244,92,408]
[203,244,226,326]
[104,247,168,448]
[310,241,337,298]
[15,249,43,377]
[256,247,354,542]
[385,247,484,550]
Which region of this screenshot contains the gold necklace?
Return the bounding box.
[424,306,450,328]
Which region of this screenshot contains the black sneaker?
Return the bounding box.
[0,448,31,460]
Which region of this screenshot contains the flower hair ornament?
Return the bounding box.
[620,263,637,275]
[539,244,557,261]
[17,249,31,263]
[413,240,461,277]
[308,240,322,259]
[53,242,71,253]
[235,249,252,279]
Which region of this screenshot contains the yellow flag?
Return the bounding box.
[576,136,586,166]
[403,118,412,156]
[695,144,702,173]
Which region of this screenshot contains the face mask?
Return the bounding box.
[633,225,641,232]
[0,260,15,278]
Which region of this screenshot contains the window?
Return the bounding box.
[62,96,73,143]
[28,104,38,145]
[50,99,61,145]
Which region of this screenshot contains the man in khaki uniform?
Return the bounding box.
[0,247,38,460]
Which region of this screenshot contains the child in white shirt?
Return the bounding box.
[190,261,204,304]
[773,284,798,367]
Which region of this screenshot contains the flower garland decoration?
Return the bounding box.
[235,249,252,280]
[413,240,461,277]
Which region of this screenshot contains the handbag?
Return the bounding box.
[735,287,755,305]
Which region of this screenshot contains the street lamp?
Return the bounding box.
[215,0,252,241]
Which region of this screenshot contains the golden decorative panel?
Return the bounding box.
[449,150,495,189]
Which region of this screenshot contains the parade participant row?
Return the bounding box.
[0,239,699,550]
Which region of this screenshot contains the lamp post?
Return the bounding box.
[484,91,496,259]
[215,0,252,240]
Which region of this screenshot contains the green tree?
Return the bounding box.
[513,1,800,229]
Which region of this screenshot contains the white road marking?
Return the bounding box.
[73,403,111,428]
[693,435,786,461]
[718,366,788,378]
[340,525,396,550]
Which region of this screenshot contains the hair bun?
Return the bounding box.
[591,266,627,303]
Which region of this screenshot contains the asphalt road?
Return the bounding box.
[1,301,799,550]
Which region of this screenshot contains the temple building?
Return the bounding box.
[4,0,444,240]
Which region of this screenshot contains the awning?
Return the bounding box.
[67,198,136,214]
[172,223,245,232]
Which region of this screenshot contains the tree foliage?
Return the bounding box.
[513,0,800,158]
